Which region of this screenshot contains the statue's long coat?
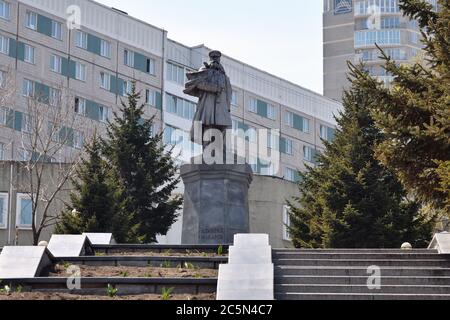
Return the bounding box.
[184,67,232,143]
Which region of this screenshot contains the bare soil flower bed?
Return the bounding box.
[0,292,216,300]
[49,264,218,278]
[98,251,226,257]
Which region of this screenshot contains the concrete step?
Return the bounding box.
[275,284,450,294]
[275,292,450,300]
[273,249,437,254]
[274,258,450,267]
[275,275,450,286]
[273,252,445,260]
[275,266,450,277]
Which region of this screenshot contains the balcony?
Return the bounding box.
[354,0,400,17]
[354,29,401,48]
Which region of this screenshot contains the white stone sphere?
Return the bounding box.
[401,242,412,250]
[38,241,48,247]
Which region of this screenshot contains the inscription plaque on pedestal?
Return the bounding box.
[181,164,253,245]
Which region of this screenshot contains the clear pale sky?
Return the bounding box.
[95,0,324,95]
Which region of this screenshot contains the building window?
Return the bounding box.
[231,91,238,107]
[320,125,336,142]
[21,113,33,133]
[166,94,176,114]
[248,98,258,113]
[0,142,4,161]
[124,49,134,67]
[122,80,132,96]
[284,167,297,183]
[267,132,278,150]
[247,126,257,144]
[320,125,328,140]
[25,11,37,30]
[303,145,314,163]
[49,87,60,107]
[183,100,196,120]
[98,105,109,123]
[22,79,34,97]
[51,20,62,40]
[166,94,196,120]
[50,54,62,73]
[284,111,294,127]
[146,89,156,106]
[16,193,33,229]
[100,72,110,90]
[354,30,401,48]
[100,39,111,58]
[0,1,10,20]
[267,104,277,120]
[355,0,400,15]
[164,124,177,145]
[0,107,8,126]
[24,44,35,64]
[0,35,8,55]
[282,205,291,241]
[381,17,400,29]
[74,97,86,116]
[0,192,8,229]
[75,62,86,81]
[73,130,84,149]
[167,62,185,85]
[302,118,310,133]
[281,137,293,155]
[75,31,88,49]
[146,58,156,75]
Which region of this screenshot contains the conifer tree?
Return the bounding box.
[104,83,182,243]
[349,0,450,211]
[288,71,434,249]
[56,134,123,238]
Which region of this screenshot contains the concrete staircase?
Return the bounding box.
[274,249,450,300]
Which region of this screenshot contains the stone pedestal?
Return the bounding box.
[181,164,253,245]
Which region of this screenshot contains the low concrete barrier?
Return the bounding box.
[92,244,229,254]
[0,277,217,296]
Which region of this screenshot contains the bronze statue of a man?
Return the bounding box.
[184,50,232,145]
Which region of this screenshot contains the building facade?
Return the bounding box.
[323,0,437,101]
[0,0,341,246]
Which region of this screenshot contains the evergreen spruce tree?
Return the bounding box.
[349,0,450,211]
[288,71,434,249]
[56,134,124,238]
[104,83,182,243]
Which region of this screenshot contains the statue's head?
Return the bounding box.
[209,50,222,63]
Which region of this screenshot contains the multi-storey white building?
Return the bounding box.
[0,0,341,246]
[323,0,438,101]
